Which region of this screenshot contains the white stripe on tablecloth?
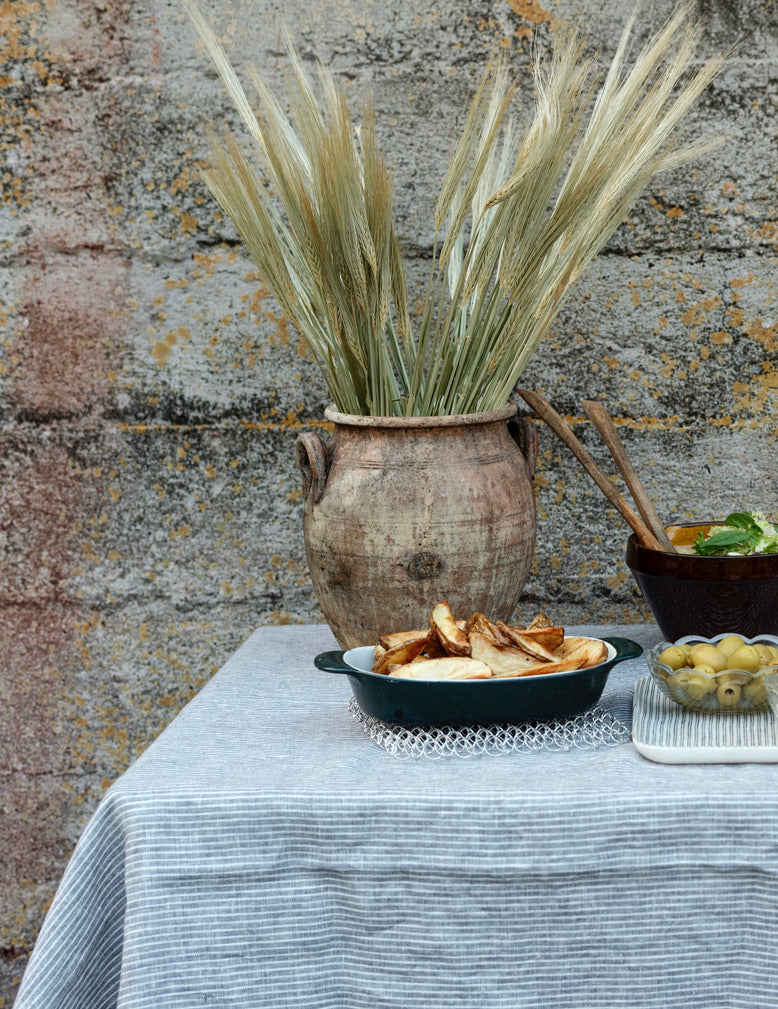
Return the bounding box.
[16,785,778,1009]
[15,626,778,1009]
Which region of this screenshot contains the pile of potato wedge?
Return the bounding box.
[371,601,608,680]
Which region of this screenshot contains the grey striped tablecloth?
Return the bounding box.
[15,624,778,1009]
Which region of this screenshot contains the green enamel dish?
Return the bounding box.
[315,636,642,727]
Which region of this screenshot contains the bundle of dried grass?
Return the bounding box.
[184,1,730,417]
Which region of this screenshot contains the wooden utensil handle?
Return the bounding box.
[516,389,665,552]
[581,400,676,552]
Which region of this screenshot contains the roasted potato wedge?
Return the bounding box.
[496,621,560,661]
[469,632,543,677]
[375,606,608,680]
[514,634,560,662]
[506,638,609,677]
[507,624,565,651]
[508,656,594,678]
[555,636,608,666]
[526,611,554,630]
[378,628,431,651]
[388,656,493,680]
[422,635,449,659]
[372,635,432,675]
[430,600,471,656]
[465,612,513,646]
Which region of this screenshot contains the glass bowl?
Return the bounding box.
[646,633,778,713]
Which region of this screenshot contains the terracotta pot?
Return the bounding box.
[296,404,538,648]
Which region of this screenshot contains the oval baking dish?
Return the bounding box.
[315,636,642,727]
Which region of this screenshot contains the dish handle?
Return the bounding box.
[602,637,643,664]
[314,650,353,675]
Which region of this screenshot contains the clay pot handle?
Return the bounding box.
[296,432,330,504]
[508,416,538,480]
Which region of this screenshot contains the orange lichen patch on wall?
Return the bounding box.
[751,220,778,244]
[170,165,193,195]
[652,315,669,336]
[681,302,704,327]
[505,0,551,24]
[730,272,758,290]
[758,365,778,390]
[724,272,778,353]
[260,309,293,349]
[152,326,191,367]
[730,359,778,418]
[0,2,49,213]
[245,283,270,315]
[743,316,778,353]
[659,352,677,379]
[191,250,226,280]
[0,1,42,58]
[726,306,744,328]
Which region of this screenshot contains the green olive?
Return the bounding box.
[715,672,748,707]
[728,645,762,674]
[683,672,718,700]
[690,643,728,672]
[743,675,768,706]
[718,671,750,685]
[659,645,688,670]
[716,634,746,658]
[717,681,742,707]
[754,644,777,668]
[669,668,696,702]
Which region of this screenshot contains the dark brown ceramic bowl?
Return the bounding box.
[626,522,778,640]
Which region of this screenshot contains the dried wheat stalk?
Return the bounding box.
[184,1,731,417]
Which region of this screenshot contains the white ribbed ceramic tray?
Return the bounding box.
[632,676,778,764]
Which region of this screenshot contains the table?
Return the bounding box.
[14,623,778,1009]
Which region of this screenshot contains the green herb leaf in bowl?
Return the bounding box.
[693,512,778,556]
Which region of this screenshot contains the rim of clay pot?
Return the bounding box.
[324,404,517,428]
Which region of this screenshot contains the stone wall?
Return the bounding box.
[2,0,777,1001]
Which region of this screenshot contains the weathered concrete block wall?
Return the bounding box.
[2,0,776,1000]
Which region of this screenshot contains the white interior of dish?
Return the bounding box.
[343,638,616,677]
[344,646,380,672]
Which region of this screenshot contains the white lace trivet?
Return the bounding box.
[348,697,630,759]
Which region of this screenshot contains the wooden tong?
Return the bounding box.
[517,389,676,553]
